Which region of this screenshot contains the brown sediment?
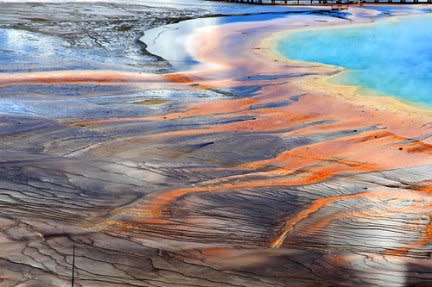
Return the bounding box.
[99,11,432,261]
[163,73,195,84]
[0,70,163,86]
[275,188,432,248]
[270,191,378,248]
[384,219,432,257]
[0,70,217,90]
[3,6,432,286]
[120,160,377,219]
[89,12,432,233]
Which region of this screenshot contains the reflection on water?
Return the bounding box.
[0,29,65,69]
[0,29,91,71]
[141,13,299,71]
[0,28,141,72]
[278,14,432,106]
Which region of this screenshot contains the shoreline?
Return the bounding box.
[260,8,432,115]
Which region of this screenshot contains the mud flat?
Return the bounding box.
[0,2,431,287]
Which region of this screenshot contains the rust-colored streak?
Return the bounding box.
[271,191,374,248]
[117,160,378,222]
[385,220,432,257]
[0,70,217,89]
[64,16,432,270]
[163,73,195,84]
[272,189,432,248]
[0,70,168,87]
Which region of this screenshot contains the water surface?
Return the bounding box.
[278,14,432,106]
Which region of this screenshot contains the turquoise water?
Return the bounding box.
[278,15,432,106]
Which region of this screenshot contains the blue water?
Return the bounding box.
[278,14,432,106]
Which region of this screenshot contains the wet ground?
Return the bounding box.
[0,2,216,72]
[0,2,431,287]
